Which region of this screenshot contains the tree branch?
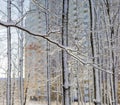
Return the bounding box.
[0,20,113,74]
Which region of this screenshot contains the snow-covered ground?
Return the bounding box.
[0,100,103,105]
[24,101,94,105]
[26,101,95,105]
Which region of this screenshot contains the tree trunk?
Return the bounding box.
[45,0,51,105]
[7,0,11,105]
[88,0,101,105]
[62,0,70,105]
[18,0,24,105]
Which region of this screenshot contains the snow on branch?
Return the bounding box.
[0,20,113,74]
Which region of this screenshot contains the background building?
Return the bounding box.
[25,0,93,103]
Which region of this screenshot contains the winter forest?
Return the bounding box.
[0,0,120,105]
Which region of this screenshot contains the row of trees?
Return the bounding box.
[0,0,120,105]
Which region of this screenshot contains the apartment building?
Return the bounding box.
[25,0,90,102]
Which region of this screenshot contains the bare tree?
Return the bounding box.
[7,0,12,105]
[0,0,120,105]
[62,0,71,105]
[18,0,24,105]
[45,0,51,105]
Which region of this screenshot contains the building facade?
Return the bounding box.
[25,0,91,102]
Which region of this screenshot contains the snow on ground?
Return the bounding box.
[25,101,94,105]
[0,100,100,105]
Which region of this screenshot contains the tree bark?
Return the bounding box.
[18,0,24,105]
[45,0,51,105]
[62,0,70,105]
[7,0,11,105]
[88,0,101,105]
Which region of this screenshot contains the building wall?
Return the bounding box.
[25,0,47,99]
[24,0,90,102]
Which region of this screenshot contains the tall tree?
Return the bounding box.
[45,0,51,105]
[88,0,101,105]
[62,0,70,105]
[18,0,24,105]
[7,0,11,105]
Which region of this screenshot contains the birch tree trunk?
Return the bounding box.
[18,0,24,105]
[7,0,11,105]
[45,0,51,105]
[62,0,70,105]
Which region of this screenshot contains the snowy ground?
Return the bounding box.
[2,100,117,105]
[26,101,90,105]
[0,100,94,105]
[24,101,94,105]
